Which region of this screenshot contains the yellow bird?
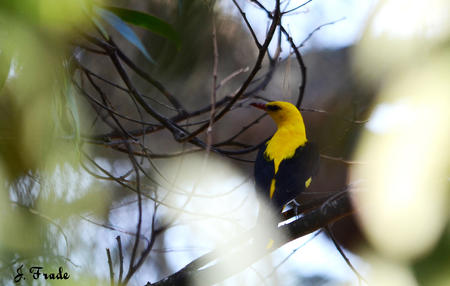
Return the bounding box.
[251,101,320,219]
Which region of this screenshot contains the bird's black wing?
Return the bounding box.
[272,141,320,209]
[254,140,274,201]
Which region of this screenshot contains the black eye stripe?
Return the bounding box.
[266,105,281,111]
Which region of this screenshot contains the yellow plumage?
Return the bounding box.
[252,101,319,211]
[264,101,307,173]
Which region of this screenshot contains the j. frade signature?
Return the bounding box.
[14,264,70,282]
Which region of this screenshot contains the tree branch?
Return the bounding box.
[145,191,353,286]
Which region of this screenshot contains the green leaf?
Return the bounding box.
[104,6,181,49]
[95,7,155,64]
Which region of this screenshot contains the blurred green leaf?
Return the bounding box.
[0,19,12,91]
[104,6,181,49]
[0,0,39,23]
[1,0,85,33]
[414,225,450,286]
[95,7,155,64]
[62,72,81,145]
[0,50,11,91]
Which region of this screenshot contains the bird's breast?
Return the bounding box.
[264,127,307,173]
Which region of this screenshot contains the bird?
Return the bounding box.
[251,101,320,224]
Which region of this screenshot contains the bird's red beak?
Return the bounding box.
[250,102,267,110]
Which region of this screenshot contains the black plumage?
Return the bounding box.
[254,141,320,212]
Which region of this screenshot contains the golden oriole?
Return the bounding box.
[251,101,320,221]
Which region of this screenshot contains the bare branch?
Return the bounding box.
[232,0,262,48]
[146,191,353,286]
[111,42,187,116]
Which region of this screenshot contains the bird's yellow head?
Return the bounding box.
[251,100,308,165]
[251,101,304,128]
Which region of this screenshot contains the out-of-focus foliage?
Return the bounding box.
[0,12,81,179]
[0,0,86,34]
[0,0,110,284]
[0,47,10,90]
[352,0,450,285]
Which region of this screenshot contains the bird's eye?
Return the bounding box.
[266,105,281,111]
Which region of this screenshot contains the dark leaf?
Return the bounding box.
[95,7,155,63]
[104,6,181,49]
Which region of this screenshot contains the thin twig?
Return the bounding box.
[217,113,267,145]
[207,17,219,153]
[320,154,366,165]
[106,248,115,286]
[112,41,187,115]
[297,17,346,49]
[216,66,250,90]
[79,215,150,243]
[300,107,369,124]
[116,236,124,284]
[325,226,368,285]
[125,155,143,283]
[267,230,322,277]
[232,0,262,48]
[84,71,139,140]
[281,26,307,108]
[74,77,158,127]
[282,0,312,15]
